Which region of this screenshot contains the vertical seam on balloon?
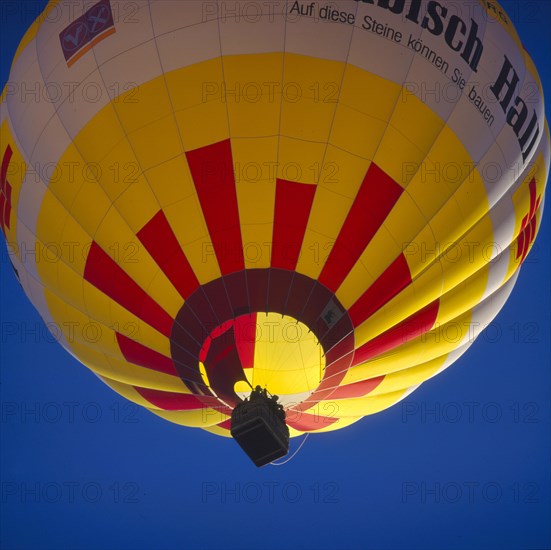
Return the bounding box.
[308,1,360,185]
[148,13,243,333]
[281,270,297,316]
[214,6,233,139]
[84,11,174,244]
[146,0,230,305]
[272,0,290,298]
[212,6,249,283]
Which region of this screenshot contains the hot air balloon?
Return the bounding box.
[0,0,548,466]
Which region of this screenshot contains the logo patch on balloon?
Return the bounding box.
[59,0,116,67]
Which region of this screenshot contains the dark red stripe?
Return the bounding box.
[84,242,173,337]
[217,418,232,430]
[352,300,440,366]
[1,146,13,233]
[271,179,316,270]
[349,254,412,327]
[322,314,353,351]
[1,146,12,189]
[284,275,315,319]
[185,288,220,333]
[267,268,294,313]
[327,376,385,399]
[235,314,256,370]
[202,321,250,406]
[204,278,233,323]
[186,139,244,274]
[171,308,204,351]
[247,269,269,313]
[224,271,249,317]
[135,388,203,410]
[135,386,230,413]
[286,411,338,432]
[319,162,403,292]
[137,210,199,299]
[116,332,178,376]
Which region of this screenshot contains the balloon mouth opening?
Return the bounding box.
[169,268,355,409]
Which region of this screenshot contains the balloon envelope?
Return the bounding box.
[0,0,548,437]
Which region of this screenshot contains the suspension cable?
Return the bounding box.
[269,433,310,466]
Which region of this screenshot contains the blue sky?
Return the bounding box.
[0,2,549,549]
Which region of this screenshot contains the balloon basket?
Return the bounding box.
[230,387,290,467]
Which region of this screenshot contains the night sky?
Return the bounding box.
[1,2,549,549]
